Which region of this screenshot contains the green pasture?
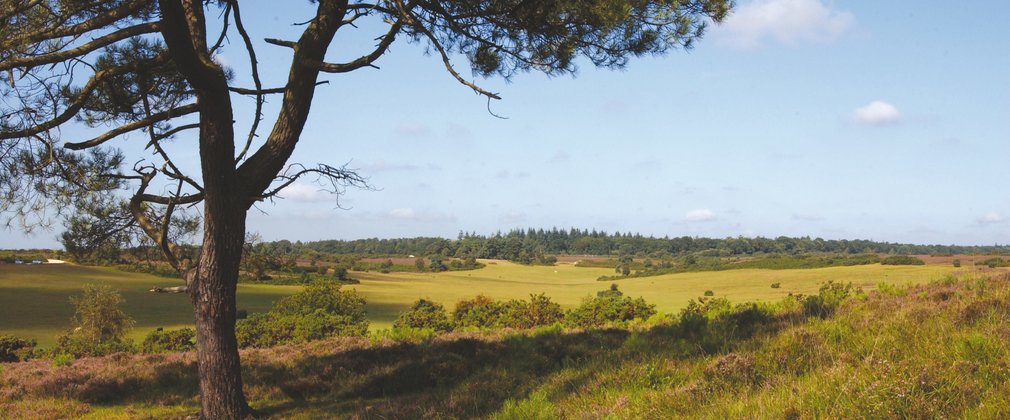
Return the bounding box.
[0,264,298,347]
[346,259,962,329]
[0,260,969,346]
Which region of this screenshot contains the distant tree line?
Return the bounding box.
[253,228,1010,262]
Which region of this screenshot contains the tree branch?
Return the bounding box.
[63,103,199,150]
[311,20,402,73]
[0,54,171,140]
[0,22,162,73]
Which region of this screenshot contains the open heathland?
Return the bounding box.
[0,258,980,346]
[2,271,1009,418]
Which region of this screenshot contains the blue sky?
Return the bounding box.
[5,0,1009,249]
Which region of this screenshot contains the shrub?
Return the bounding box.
[451,294,564,330]
[704,290,715,296]
[564,285,656,328]
[803,281,858,318]
[975,257,1008,268]
[142,328,196,353]
[498,294,564,329]
[0,335,38,362]
[952,259,961,268]
[394,299,454,332]
[236,281,368,348]
[880,255,925,265]
[54,284,135,358]
[453,295,504,328]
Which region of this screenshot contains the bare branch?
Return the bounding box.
[150,285,188,293]
[264,38,297,49]
[312,20,402,73]
[395,3,502,101]
[230,0,264,163]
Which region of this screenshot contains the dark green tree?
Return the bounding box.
[0,1,730,417]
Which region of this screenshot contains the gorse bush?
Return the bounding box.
[453,295,504,328]
[564,285,656,328]
[881,255,926,265]
[0,334,38,362]
[236,281,368,348]
[54,284,135,358]
[451,294,564,329]
[142,328,196,353]
[394,299,454,332]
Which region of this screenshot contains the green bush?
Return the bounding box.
[803,281,858,318]
[704,290,715,296]
[394,299,454,332]
[880,255,925,265]
[952,259,961,268]
[236,281,368,348]
[0,335,38,362]
[453,295,505,328]
[142,328,196,353]
[564,285,656,328]
[498,294,564,329]
[53,284,136,358]
[452,294,564,330]
[771,282,781,288]
[975,257,1009,268]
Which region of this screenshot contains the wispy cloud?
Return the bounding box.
[278,183,329,203]
[978,211,1004,225]
[686,209,716,222]
[716,0,855,49]
[852,100,901,126]
[387,207,457,223]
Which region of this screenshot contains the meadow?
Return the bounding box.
[0,258,969,347]
[0,264,299,347]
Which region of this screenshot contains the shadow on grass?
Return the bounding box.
[13,307,797,418]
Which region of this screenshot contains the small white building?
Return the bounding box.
[47,259,66,264]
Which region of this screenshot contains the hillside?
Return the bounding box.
[2,273,1009,418]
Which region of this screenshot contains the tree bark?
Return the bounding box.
[189,78,250,420]
[191,204,248,419]
[190,97,248,418]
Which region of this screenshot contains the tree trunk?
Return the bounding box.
[191,203,248,419]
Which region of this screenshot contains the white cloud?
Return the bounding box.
[852,101,901,126]
[717,0,855,49]
[686,209,716,222]
[389,208,417,219]
[278,183,328,202]
[387,207,457,223]
[978,212,1004,225]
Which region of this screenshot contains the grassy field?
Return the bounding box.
[348,259,964,329]
[0,264,298,347]
[0,259,976,346]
